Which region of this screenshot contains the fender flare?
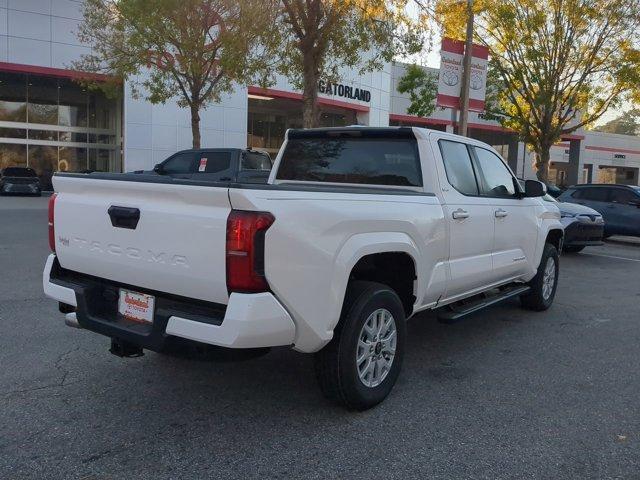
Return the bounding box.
[325,232,421,335]
[534,213,564,268]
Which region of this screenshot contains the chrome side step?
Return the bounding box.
[437,285,530,324]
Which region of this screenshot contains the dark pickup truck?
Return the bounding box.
[134,148,272,184]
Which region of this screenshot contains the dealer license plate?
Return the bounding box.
[118,289,155,323]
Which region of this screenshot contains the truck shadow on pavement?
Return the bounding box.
[78,297,535,421]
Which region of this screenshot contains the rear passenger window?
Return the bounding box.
[439,140,478,195]
[574,188,609,202]
[161,152,194,174]
[241,152,271,171]
[277,137,422,187]
[195,152,231,174]
[609,188,636,204]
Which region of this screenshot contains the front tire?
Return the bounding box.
[521,243,559,311]
[314,281,406,410]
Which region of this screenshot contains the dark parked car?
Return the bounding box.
[545,182,564,198]
[134,148,272,183]
[0,167,41,196]
[542,193,604,252]
[558,184,640,238]
[518,180,604,252]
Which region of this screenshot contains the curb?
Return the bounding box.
[606,236,640,247]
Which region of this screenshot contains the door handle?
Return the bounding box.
[495,208,508,218]
[452,208,469,219]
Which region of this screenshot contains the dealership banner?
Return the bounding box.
[437,37,489,112]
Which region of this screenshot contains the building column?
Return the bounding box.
[565,138,582,185]
[356,111,370,126]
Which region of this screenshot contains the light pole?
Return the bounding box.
[458,0,474,137]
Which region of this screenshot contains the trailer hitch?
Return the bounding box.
[109,337,144,358]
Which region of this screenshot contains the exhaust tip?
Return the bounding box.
[64,312,82,329]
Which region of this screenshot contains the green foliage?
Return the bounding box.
[396,64,438,118]
[438,0,640,181]
[271,0,432,127]
[75,0,277,147]
[594,109,640,136]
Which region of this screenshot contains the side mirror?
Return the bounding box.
[524,179,546,197]
[153,163,164,174]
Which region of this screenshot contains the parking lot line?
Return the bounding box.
[581,252,640,263]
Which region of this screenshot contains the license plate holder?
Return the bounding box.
[118,289,155,324]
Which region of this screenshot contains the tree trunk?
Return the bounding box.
[301,52,320,128]
[190,103,201,149]
[534,146,551,183]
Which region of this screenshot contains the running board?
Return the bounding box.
[437,285,531,324]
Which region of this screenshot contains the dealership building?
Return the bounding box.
[0,0,639,189]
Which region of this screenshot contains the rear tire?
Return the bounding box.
[520,243,559,311]
[314,281,406,410]
[563,245,585,253]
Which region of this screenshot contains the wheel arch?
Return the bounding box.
[546,228,564,252]
[331,233,421,333]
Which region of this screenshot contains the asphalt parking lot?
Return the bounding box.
[1,195,639,479]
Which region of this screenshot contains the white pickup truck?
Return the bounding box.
[44,127,563,410]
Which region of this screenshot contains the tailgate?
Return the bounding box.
[52,175,231,304]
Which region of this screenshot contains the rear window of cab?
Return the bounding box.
[276,130,422,187]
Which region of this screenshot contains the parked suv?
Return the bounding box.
[558,184,640,237]
[0,166,42,196]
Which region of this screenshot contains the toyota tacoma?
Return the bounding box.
[43,127,563,410]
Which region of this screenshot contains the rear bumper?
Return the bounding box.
[43,254,296,350]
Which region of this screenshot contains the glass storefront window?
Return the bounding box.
[89,93,115,129]
[88,133,115,144]
[29,130,58,141]
[319,112,354,127]
[59,146,88,173]
[248,98,359,155]
[59,78,88,127]
[60,132,88,143]
[268,115,286,150]
[0,144,27,169]
[250,112,267,148]
[27,77,59,124]
[28,145,58,190]
[0,73,27,122]
[0,72,120,188]
[0,127,26,139]
[89,148,115,172]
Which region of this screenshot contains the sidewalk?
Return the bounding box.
[606,236,640,247]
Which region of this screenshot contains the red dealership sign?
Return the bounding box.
[436,37,489,112]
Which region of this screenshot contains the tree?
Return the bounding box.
[397,64,438,118]
[273,0,431,128]
[436,0,640,182]
[75,0,276,148]
[594,109,640,136]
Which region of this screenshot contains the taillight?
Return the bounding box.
[226,210,275,293]
[48,193,57,252]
